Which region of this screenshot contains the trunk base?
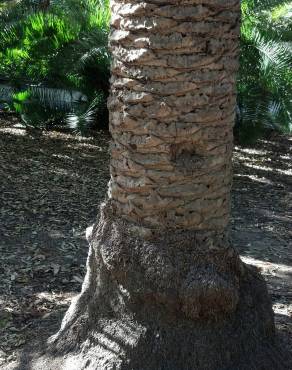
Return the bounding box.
[31,203,289,370]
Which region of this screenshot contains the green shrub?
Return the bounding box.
[1,0,291,140]
[236,0,292,142]
[0,0,110,132]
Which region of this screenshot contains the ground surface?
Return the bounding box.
[0,114,291,368]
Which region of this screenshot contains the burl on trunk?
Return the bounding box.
[34,1,288,369]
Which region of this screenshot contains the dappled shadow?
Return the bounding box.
[232,135,292,266]
[13,317,142,370]
[0,125,110,267]
[1,121,291,366]
[0,124,110,364]
[274,311,292,365]
[232,135,292,359]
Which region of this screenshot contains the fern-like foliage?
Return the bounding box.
[1,0,291,139]
[0,0,110,133]
[237,0,292,142]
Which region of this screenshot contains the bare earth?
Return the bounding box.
[0,115,291,368]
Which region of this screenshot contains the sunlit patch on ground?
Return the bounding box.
[234,173,273,185]
[0,127,27,136]
[234,146,269,156]
[244,163,292,176]
[241,256,292,275]
[233,134,292,355]
[241,256,292,330]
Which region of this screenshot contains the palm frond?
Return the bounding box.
[66,91,106,133]
[30,86,87,111]
[251,30,291,71]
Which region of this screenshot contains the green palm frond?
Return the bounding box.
[30,86,87,111]
[237,0,292,142]
[252,31,291,71]
[0,0,110,133]
[66,91,106,133]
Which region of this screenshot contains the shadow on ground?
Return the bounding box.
[232,135,292,265]
[0,120,291,367]
[0,123,110,365]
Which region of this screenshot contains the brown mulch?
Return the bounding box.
[232,134,292,352]
[0,116,110,365]
[0,115,291,367]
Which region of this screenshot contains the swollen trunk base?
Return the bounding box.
[32,203,289,370]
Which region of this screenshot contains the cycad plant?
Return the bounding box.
[0,0,110,132]
[236,0,292,142]
[1,0,291,138]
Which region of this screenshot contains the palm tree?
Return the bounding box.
[35,1,289,369]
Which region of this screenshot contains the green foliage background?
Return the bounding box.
[237,0,292,142]
[0,0,110,132]
[0,0,291,140]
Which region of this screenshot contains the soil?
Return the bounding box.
[0,114,291,368]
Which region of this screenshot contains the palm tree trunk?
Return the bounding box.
[109,1,237,232]
[34,1,289,369]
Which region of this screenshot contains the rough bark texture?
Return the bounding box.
[108,0,239,230]
[32,204,288,370]
[30,1,289,369]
